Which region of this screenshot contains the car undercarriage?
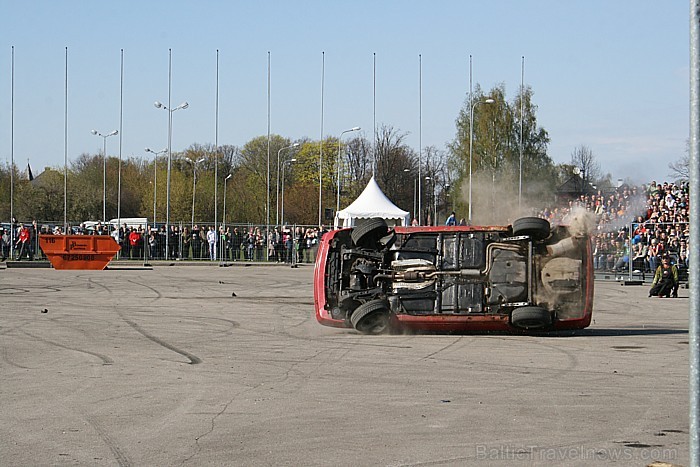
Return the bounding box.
[318,217,592,334]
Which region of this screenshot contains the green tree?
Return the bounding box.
[448,83,557,223]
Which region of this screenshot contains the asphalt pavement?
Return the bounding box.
[0,264,690,466]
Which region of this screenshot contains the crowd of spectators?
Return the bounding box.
[2,179,690,272]
[539,180,689,276]
[1,218,328,264]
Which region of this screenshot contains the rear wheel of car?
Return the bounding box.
[351,299,391,334]
[512,217,550,241]
[351,218,389,248]
[511,306,552,330]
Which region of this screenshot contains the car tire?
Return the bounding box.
[512,217,550,241]
[511,306,552,329]
[351,299,391,334]
[351,218,389,248]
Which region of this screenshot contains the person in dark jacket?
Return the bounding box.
[649,255,679,298]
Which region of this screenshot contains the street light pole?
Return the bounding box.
[468,98,494,224]
[154,99,188,260]
[186,157,206,230]
[281,158,297,226]
[91,129,118,224]
[336,127,360,216]
[276,142,300,226]
[146,147,167,227]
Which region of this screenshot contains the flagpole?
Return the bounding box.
[318,51,324,228]
[373,52,376,176]
[418,53,422,225]
[118,49,124,231]
[64,47,68,233]
[10,46,15,256]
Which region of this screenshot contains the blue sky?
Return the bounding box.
[0,1,689,184]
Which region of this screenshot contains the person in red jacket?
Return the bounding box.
[128,228,142,260]
[16,225,32,260]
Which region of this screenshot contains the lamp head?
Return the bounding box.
[154,101,163,109]
[177,102,189,110]
[108,130,118,136]
[484,98,495,104]
[289,158,297,163]
[351,126,361,131]
[91,129,98,135]
[292,143,300,148]
[145,147,152,153]
[225,174,232,180]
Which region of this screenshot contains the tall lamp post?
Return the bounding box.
[154,100,188,260]
[146,147,167,227]
[91,129,118,224]
[186,157,206,229]
[336,127,361,216]
[281,158,297,226]
[468,98,494,223]
[276,142,300,225]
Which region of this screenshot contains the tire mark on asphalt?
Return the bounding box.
[20,329,113,365]
[89,274,203,365]
[420,336,465,360]
[86,416,132,467]
[125,279,163,302]
[120,317,202,365]
[2,342,31,369]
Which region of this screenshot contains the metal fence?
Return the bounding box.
[1,221,324,265]
[592,221,689,281]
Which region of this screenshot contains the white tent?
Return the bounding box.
[334,176,410,228]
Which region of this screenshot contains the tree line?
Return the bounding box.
[1,83,623,226]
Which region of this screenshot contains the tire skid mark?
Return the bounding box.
[85,416,132,467]
[125,279,163,302]
[420,336,465,360]
[20,329,113,365]
[2,343,31,369]
[120,317,202,365]
[89,274,202,365]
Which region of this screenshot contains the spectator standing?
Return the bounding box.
[207,226,217,261]
[15,224,32,260]
[129,228,142,259]
[1,228,10,261]
[445,211,457,226]
[191,225,202,259]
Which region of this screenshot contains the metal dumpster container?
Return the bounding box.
[39,235,121,270]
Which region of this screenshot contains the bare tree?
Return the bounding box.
[668,141,689,182]
[570,145,601,185]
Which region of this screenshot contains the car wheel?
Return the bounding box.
[511,306,552,329]
[351,218,389,248]
[512,217,550,241]
[351,299,391,334]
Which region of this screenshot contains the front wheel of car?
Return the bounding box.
[351,299,392,334]
[351,218,389,248]
[512,217,550,241]
[511,306,552,330]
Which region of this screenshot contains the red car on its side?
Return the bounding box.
[314,217,593,334]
